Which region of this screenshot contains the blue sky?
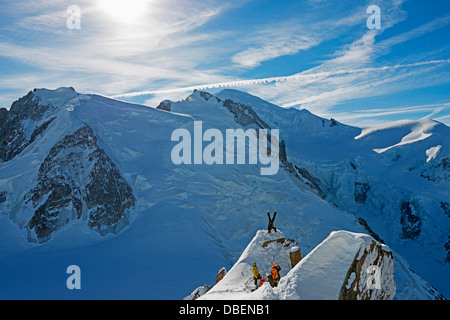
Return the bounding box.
[0,0,450,127]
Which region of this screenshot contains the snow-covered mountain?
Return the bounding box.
[0,87,448,299]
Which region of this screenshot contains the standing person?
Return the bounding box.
[252,262,262,287]
[267,210,278,233]
[270,263,281,287]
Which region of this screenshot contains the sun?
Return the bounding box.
[98,0,148,22]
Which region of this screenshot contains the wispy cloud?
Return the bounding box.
[230,8,367,69]
[0,0,234,100]
[112,59,450,98]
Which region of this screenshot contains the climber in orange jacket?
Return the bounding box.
[268,263,281,288]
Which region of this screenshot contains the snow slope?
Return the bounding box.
[0,87,447,299]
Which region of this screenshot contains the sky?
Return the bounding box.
[0,0,450,127]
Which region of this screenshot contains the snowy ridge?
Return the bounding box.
[354,119,440,153]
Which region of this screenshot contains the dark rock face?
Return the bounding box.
[441,201,450,218]
[445,237,450,263]
[0,91,55,162]
[222,99,269,129]
[400,201,421,240]
[420,157,449,183]
[25,125,135,242]
[357,217,384,244]
[354,182,371,204]
[329,118,339,127]
[339,240,395,300]
[156,101,172,112]
[198,90,221,103]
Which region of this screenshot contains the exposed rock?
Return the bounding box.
[197,90,221,103]
[400,201,421,240]
[25,125,135,242]
[279,139,327,199]
[262,237,286,248]
[294,165,327,199]
[445,237,450,263]
[330,118,339,127]
[0,91,55,162]
[289,247,302,268]
[0,191,7,203]
[441,201,450,218]
[185,285,212,300]
[184,267,227,300]
[420,157,449,183]
[214,267,227,285]
[354,182,371,204]
[222,99,269,129]
[357,217,384,244]
[156,100,172,112]
[339,239,395,300]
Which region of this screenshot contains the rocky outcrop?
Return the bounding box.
[197,90,222,103]
[0,90,55,162]
[289,247,302,268]
[294,165,327,199]
[338,239,395,300]
[354,182,371,204]
[420,157,449,183]
[156,100,172,112]
[279,139,327,199]
[442,201,450,218]
[445,237,450,263]
[214,267,227,285]
[222,99,269,129]
[184,267,227,300]
[277,231,395,300]
[25,125,135,242]
[329,118,339,127]
[400,201,421,240]
[356,217,384,244]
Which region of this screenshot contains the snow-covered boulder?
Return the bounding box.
[279,230,395,300]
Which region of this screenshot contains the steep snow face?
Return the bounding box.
[199,230,395,300]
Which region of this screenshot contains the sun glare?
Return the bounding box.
[98,0,148,22]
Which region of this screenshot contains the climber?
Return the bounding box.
[269,263,281,288]
[267,210,278,233]
[252,262,262,287]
